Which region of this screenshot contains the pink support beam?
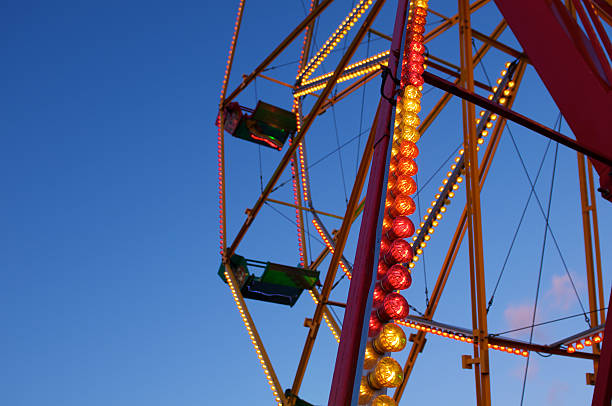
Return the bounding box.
[592,287,612,405]
[327,0,408,404]
[494,0,612,202]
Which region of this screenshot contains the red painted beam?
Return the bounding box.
[592,287,612,406]
[327,0,408,404]
[494,0,612,202]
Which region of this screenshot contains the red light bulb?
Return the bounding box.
[412,15,426,25]
[408,62,424,75]
[389,195,416,218]
[377,292,409,322]
[414,7,427,16]
[409,53,424,64]
[409,73,424,87]
[377,261,389,279]
[381,264,412,291]
[369,310,383,337]
[411,24,425,34]
[385,192,393,209]
[398,141,419,158]
[407,32,424,43]
[380,236,390,253]
[396,157,418,176]
[382,238,414,265]
[373,283,386,306]
[382,216,392,233]
[385,216,415,240]
[387,176,396,193]
[392,175,417,197]
[409,42,425,54]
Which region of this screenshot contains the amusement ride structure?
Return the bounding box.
[215,0,612,404]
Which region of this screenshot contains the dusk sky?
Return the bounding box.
[1,1,610,405]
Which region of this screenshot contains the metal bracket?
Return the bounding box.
[461,355,480,370]
[586,372,596,386]
[380,64,400,106]
[409,333,427,352]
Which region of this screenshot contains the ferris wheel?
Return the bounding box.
[214,0,612,405]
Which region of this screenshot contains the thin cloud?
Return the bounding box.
[504,303,535,338]
[547,381,569,405]
[545,273,584,311]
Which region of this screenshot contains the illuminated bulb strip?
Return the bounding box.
[224,270,285,405]
[296,0,373,83]
[217,0,245,256]
[298,50,390,88]
[298,142,310,202]
[293,21,343,342]
[290,150,306,266]
[408,61,519,261]
[217,128,225,255]
[395,320,529,357]
[307,290,341,342]
[312,218,353,279]
[566,331,604,353]
[294,52,390,97]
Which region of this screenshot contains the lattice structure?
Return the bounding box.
[215,0,612,405]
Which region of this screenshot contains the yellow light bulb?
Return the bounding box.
[403,98,421,114]
[368,356,404,389]
[403,85,422,100]
[402,112,420,128]
[374,323,407,353]
[364,340,381,370]
[358,376,374,405]
[372,394,397,406]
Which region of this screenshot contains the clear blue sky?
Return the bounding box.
[1,1,610,405]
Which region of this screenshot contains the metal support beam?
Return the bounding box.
[223,0,333,106]
[411,61,518,252]
[578,151,604,375]
[224,264,288,405]
[328,0,407,403]
[287,2,388,398]
[419,20,508,135]
[494,0,612,201]
[424,0,490,43]
[393,44,528,406]
[318,69,380,114]
[459,1,491,403]
[227,0,375,260]
[592,288,612,405]
[422,71,612,167]
[266,198,343,219]
[487,336,599,361]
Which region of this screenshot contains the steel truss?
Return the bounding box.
[216,0,611,405]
